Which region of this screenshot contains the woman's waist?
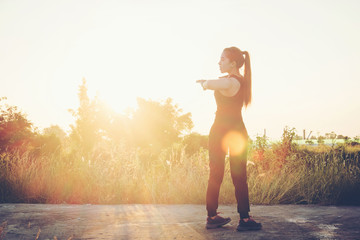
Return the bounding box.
[214,114,245,126]
[211,117,248,137]
[215,110,243,119]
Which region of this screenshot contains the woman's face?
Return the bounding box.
[218,51,235,73]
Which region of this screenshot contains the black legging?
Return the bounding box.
[206,114,250,218]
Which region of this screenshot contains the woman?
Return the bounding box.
[196,46,262,231]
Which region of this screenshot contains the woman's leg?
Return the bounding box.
[229,127,250,217]
[206,123,226,217]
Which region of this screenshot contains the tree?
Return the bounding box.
[336,134,349,140]
[92,100,131,146]
[182,132,208,156]
[0,97,35,154]
[68,78,103,157]
[43,125,67,142]
[325,131,337,139]
[294,134,302,140]
[318,136,325,145]
[130,97,193,154]
[67,79,134,157]
[67,79,194,157]
[0,97,67,156]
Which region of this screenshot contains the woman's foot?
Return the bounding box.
[236,216,262,231]
[206,213,231,229]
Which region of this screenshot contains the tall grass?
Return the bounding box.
[246,139,360,205]
[0,141,209,204]
[1,135,360,205]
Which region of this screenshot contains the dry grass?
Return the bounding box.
[1,139,359,205]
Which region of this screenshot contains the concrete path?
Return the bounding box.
[0,204,359,239]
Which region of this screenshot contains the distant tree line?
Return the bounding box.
[0,79,208,160]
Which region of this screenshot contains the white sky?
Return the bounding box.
[1,0,359,140]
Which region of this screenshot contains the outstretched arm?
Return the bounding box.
[196,77,239,91]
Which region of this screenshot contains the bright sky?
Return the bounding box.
[1,0,359,140]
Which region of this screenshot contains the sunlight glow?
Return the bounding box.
[221,130,247,156]
[1,0,359,139]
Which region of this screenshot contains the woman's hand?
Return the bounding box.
[196,79,207,90]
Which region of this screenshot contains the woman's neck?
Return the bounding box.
[227,70,241,77]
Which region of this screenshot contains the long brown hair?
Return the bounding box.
[223,46,252,109]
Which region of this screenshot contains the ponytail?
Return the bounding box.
[242,51,252,109]
[223,47,252,109]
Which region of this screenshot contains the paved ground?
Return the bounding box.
[0,204,359,239]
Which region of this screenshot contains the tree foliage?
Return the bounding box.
[0,97,34,154]
[130,97,193,153]
[182,132,208,156]
[0,97,63,156]
[66,79,193,157]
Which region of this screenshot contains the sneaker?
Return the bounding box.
[206,212,231,229]
[236,216,262,231]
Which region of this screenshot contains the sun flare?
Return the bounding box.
[222,130,247,156]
